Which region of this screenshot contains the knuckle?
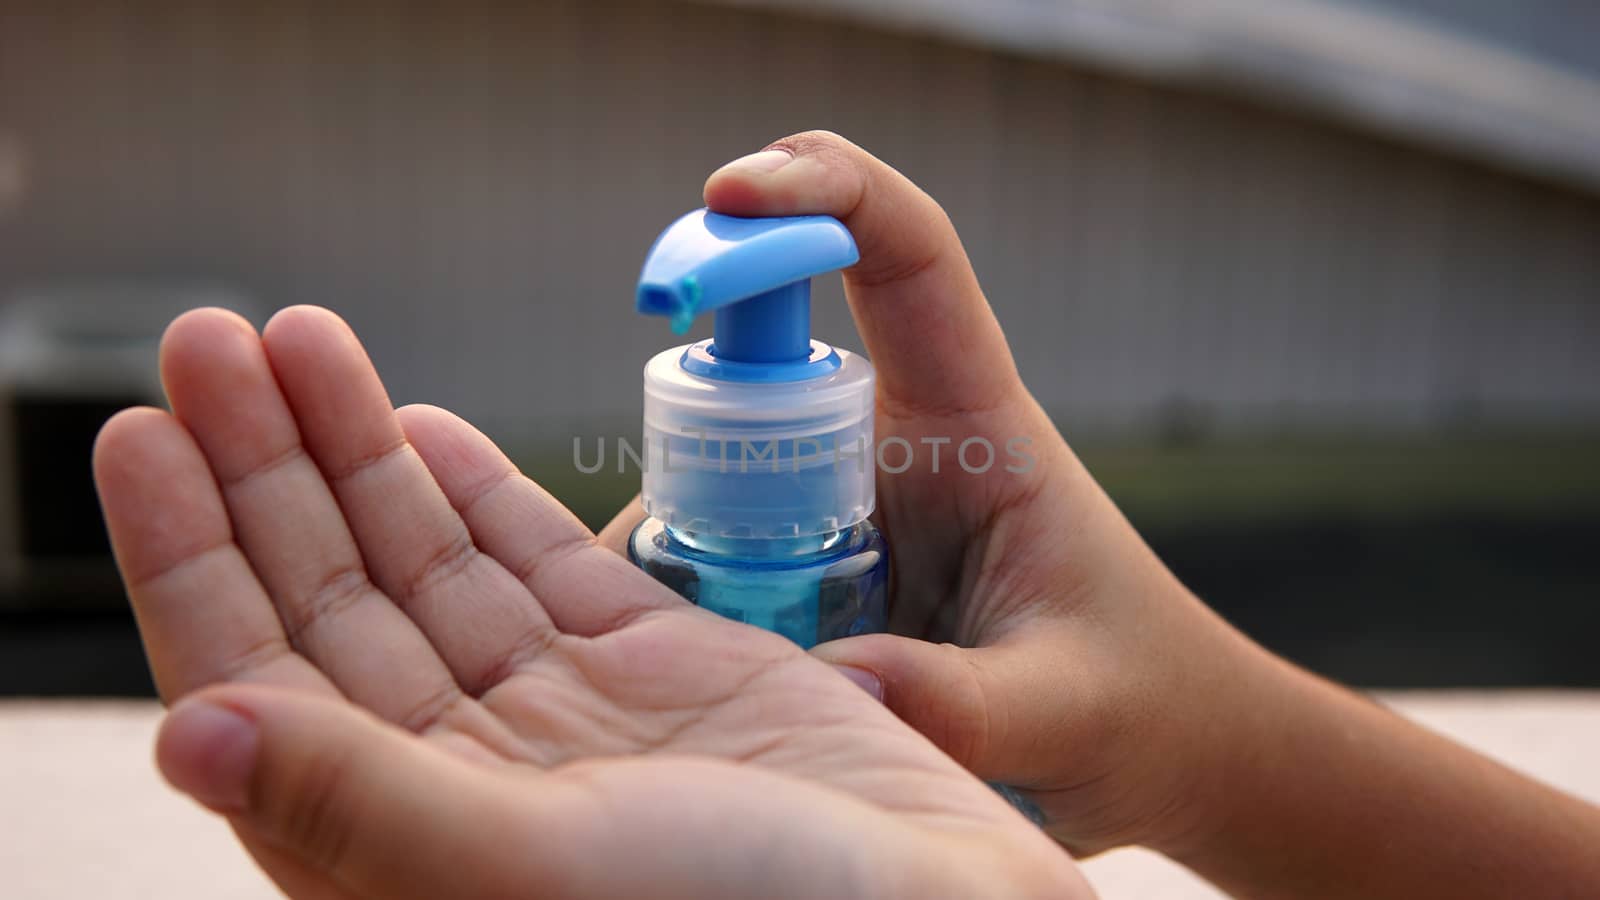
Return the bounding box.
[770,128,847,155]
[769,130,865,177]
[283,565,370,647]
[267,741,360,872]
[903,642,995,770]
[949,645,998,768]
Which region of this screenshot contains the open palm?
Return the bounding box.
[93,307,1083,899]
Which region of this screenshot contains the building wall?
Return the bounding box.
[2,0,1597,447]
[1341,0,1600,78]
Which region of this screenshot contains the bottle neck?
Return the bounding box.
[663,524,850,561]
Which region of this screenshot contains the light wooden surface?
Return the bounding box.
[3,691,1597,898]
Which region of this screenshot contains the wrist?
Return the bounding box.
[1151,643,1600,898]
[1007,583,1280,856]
[1125,604,1292,857]
[1138,626,1317,861]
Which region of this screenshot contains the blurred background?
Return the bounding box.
[1,0,1596,696]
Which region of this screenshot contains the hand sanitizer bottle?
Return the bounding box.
[628,209,887,649]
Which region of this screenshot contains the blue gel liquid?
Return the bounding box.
[628,518,887,649]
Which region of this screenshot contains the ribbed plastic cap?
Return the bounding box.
[641,340,875,539]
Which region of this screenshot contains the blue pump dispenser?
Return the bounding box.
[628,209,887,648]
[636,210,855,351]
[628,208,1038,824]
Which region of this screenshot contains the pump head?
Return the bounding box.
[634,209,875,540]
[637,209,859,366]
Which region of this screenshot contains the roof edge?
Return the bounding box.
[699,0,1600,194]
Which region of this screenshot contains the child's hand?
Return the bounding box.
[602,133,1600,899]
[602,130,1268,856]
[94,307,1089,899]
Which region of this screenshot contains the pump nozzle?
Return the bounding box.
[632,210,885,648]
[634,208,874,541]
[636,209,858,364]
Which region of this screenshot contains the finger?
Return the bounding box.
[597,494,646,557]
[155,684,546,900]
[93,406,334,701]
[812,632,1084,781]
[396,404,685,636]
[705,131,1023,418]
[261,307,558,694]
[156,684,907,900]
[160,308,460,728]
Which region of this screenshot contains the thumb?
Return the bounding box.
[817,629,1111,787]
[705,131,1023,418]
[155,685,564,899]
[815,633,1040,780]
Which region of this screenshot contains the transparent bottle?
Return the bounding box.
[629,518,887,649]
[627,209,885,647]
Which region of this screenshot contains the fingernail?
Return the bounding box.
[830,664,883,702]
[721,149,793,175]
[158,699,259,812]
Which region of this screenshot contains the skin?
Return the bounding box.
[600,132,1600,897]
[601,131,1266,853]
[93,305,1086,899]
[97,130,1600,898]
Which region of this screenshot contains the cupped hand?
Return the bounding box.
[600,131,1277,857]
[93,307,1087,899]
